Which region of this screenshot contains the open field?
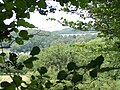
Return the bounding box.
[0,75,30,83]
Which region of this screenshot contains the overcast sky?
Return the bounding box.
[25,1,81,31]
[1,0,92,31]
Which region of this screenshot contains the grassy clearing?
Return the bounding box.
[0,74,30,83]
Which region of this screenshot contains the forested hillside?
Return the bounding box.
[10,28,97,53]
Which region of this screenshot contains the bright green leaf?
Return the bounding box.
[17,19,35,28]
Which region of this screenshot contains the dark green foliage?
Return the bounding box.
[86,55,104,69]
[17,19,35,28]
[0,56,3,63]
[23,57,38,69]
[23,59,33,69]
[37,66,47,75]
[9,53,17,62]
[99,67,120,72]
[19,30,28,39]
[89,68,98,78]
[30,46,40,56]
[16,62,24,70]
[1,81,15,90]
[57,70,68,80]
[38,0,47,9]
[71,72,83,84]
[45,80,53,89]
[15,37,24,45]
[12,75,22,87]
[67,62,78,71]
[1,81,11,88]
[9,53,17,66]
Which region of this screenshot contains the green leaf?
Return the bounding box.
[9,53,17,62]
[38,0,47,9]
[71,73,83,84]
[28,34,34,38]
[21,12,30,19]
[23,60,33,69]
[37,67,47,75]
[57,70,67,80]
[25,0,36,6]
[70,0,79,7]
[5,2,14,11]
[86,55,104,69]
[29,6,35,12]
[13,75,22,87]
[17,62,24,70]
[89,68,98,78]
[78,0,89,8]
[0,56,3,63]
[1,81,11,88]
[22,36,29,40]
[23,57,38,69]
[98,67,120,72]
[15,0,27,9]
[30,46,40,56]
[15,37,24,45]
[67,62,78,71]
[1,81,15,90]
[19,30,29,40]
[31,75,35,80]
[42,75,50,78]
[45,80,53,89]
[0,52,6,57]
[27,57,38,61]
[19,30,28,37]
[10,22,16,28]
[17,19,35,28]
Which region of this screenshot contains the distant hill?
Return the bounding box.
[52,28,97,34]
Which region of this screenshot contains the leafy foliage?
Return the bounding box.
[30,46,41,56]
